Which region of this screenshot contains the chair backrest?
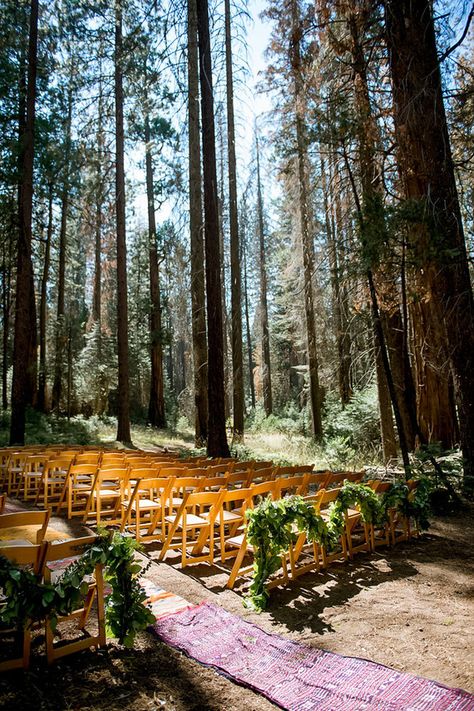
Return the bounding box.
[0,509,51,543]
[94,469,128,487]
[249,480,276,506]
[273,464,314,477]
[198,475,228,492]
[220,486,252,511]
[274,474,307,499]
[128,467,158,479]
[247,467,275,485]
[0,541,47,574]
[74,453,101,465]
[43,534,100,570]
[226,471,251,488]
[45,457,74,474]
[183,490,224,519]
[25,452,49,472]
[306,471,331,492]
[158,466,190,478]
[318,487,342,512]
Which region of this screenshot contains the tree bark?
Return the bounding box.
[290,0,323,439]
[385,0,474,493]
[114,0,131,444]
[196,0,230,457]
[10,0,39,444]
[224,0,244,442]
[255,130,272,416]
[188,0,208,447]
[144,98,166,428]
[38,182,53,412]
[51,85,72,413]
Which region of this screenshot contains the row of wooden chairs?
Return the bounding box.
[145,477,419,592]
[0,534,105,670]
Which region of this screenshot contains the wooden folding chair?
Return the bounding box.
[318,488,348,567]
[5,452,28,496]
[159,490,225,567]
[274,474,308,500]
[369,481,392,550]
[215,487,252,563]
[57,463,98,518]
[0,493,4,514]
[224,481,290,590]
[83,469,128,526]
[0,541,48,671]
[43,535,106,663]
[35,457,74,509]
[0,509,51,545]
[15,454,50,502]
[288,491,325,579]
[305,471,331,493]
[121,476,173,542]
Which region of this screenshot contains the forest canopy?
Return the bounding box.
[0,0,473,491]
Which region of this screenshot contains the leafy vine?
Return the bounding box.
[0,529,155,647]
[244,479,432,611]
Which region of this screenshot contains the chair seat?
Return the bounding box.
[0,539,33,547]
[93,489,121,498]
[164,513,208,527]
[226,533,247,548]
[203,509,241,523]
[130,499,161,511]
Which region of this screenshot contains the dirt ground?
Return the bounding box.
[0,506,473,711]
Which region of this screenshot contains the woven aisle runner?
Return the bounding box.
[151,602,474,711]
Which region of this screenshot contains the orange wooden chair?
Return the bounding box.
[0,509,51,545]
[121,476,174,542]
[83,469,128,526]
[159,490,225,567]
[0,541,48,671]
[43,535,106,663]
[35,457,74,509]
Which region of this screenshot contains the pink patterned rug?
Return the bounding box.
[152,602,474,711]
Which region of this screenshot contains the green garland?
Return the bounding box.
[244,479,432,611]
[245,496,333,611]
[0,529,155,647]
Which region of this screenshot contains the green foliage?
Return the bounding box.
[244,479,432,611]
[245,495,335,611]
[0,530,154,648]
[322,388,382,467]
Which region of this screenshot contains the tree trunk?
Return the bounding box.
[144,96,166,428]
[114,0,131,444]
[10,0,39,444]
[188,0,208,447]
[224,0,244,442]
[321,152,352,406]
[255,130,272,416]
[385,0,474,493]
[375,337,398,462]
[242,216,256,409]
[290,0,322,439]
[92,73,103,327]
[51,86,72,413]
[38,182,53,412]
[196,0,230,457]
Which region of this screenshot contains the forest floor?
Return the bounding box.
[0,504,473,710]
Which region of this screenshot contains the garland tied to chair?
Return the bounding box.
[0,529,154,646]
[244,479,431,612]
